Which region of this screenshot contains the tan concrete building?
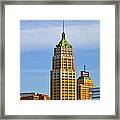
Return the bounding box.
[77,65,95,100]
[50,21,76,100]
[33,93,50,100]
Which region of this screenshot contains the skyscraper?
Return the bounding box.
[50,21,76,100]
[77,65,95,100]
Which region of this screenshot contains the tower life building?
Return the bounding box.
[50,21,76,100]
[77,65,96,100]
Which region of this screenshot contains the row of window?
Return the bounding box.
[53,72,60,76]
[62,75,75,77]
[61,51,73,54]
[62,79,76,81]
[62,58,73,61]
[53,98,76,100]
[61,67,74,69]
[62,98,75,100]
[62,77,75,80]
[62,84,75,86]
[54,64,74,67]
[62,91,75,94]
[52,77,76,81]
[52,78,60,80]
[62,61,73,64]
[54,82,75,87]
[62,96,75,98]
[52,78,76,81]
[55,51,73,53]
[54,53,73,57]
[61,54,73,57]
[53,67,74,70]
[62,63,73,65]
[62,81,75,83]
[62,92,75,94]
[62,73,75,75]
[53,84,76,87]
[62,64,73,67]
[53,87,60,89]
[62,87,75,89]
[62,76,74,78]
[54,62,74,65]
[61,49,73,51]
[53,76,60,78]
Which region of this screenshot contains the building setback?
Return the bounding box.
[50,21,76,100]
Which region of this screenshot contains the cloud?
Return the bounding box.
[21,69,49,73]
[20,21,100,52]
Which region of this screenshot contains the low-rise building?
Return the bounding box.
[89,87,100,100]
[20,92,35,100]
[33,93,50,100]
[20,92,50,100]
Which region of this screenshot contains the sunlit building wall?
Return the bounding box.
[50,21,76,100]
[77,65,95,100]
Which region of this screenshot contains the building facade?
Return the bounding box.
[20,92,35,100]
[33,93,50,100]
[50,21,76,100]
[77,65,95,100]
[20,93,50,100]
[89,87,100,100]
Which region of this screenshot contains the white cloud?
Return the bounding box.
[21,69,49,73]
[20,23,100,52]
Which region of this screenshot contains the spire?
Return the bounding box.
[62,20,65,39]
[57,20,72,48]
[63,20,64,32]
[84,65,86,71]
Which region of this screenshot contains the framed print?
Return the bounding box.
[0,0,119,119]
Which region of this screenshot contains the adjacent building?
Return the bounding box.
[50,21,76,100]
[20,92,35,100]
[89,87,100,100]
[77,65,95,100]
[20,93,50,100]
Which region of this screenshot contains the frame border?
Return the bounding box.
[0,0,119,119]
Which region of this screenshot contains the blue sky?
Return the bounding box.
[20,20,100,95]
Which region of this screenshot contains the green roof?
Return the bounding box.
[57,32,72,48]
[58,38,72,48]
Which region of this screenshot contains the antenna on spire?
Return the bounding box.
[62,20,65,39]
[63,20,64,32]
[84,65,86,71]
